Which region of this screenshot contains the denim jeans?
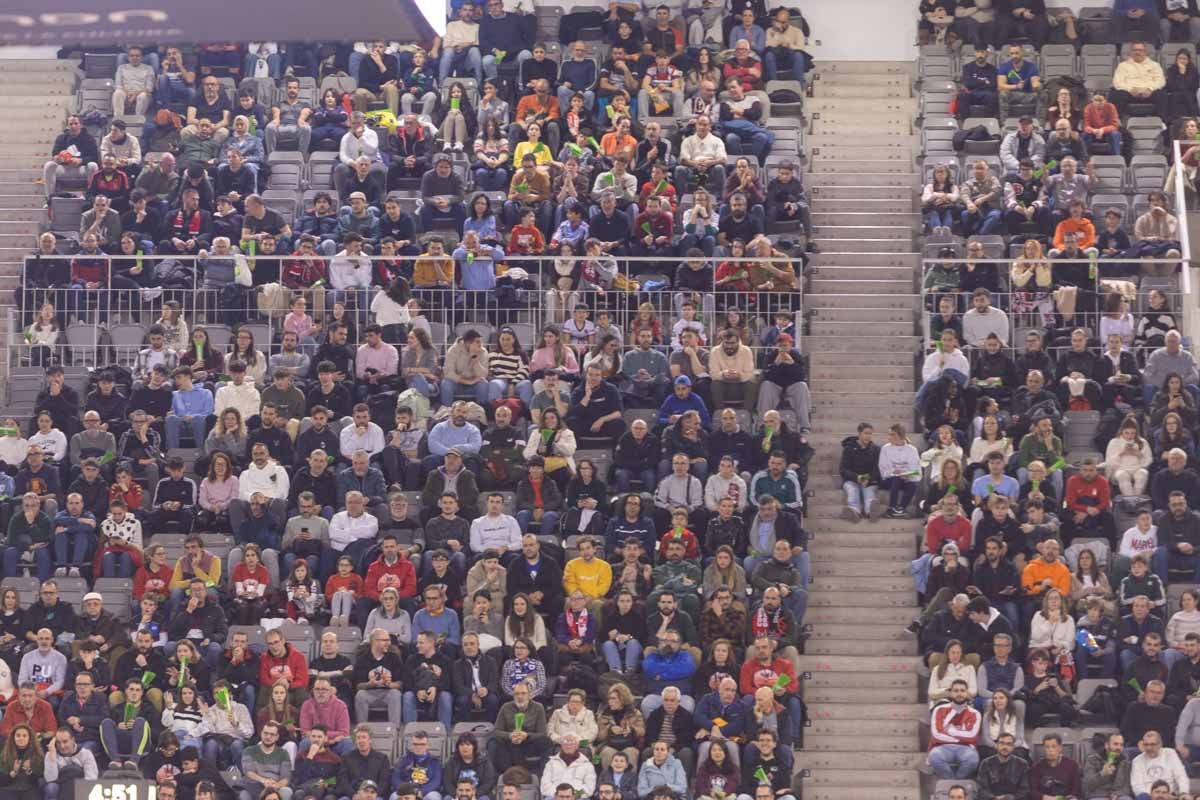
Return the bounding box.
[440,380,491,407]
[928,744,979,778]
[102,551,136,578]
[763,48,808,84]
[165,414,208,448]
[925,207,955,230]
[482,50,532,80]
[3,538,50,582]
[402,689,454,728]
[960,205,1002,235]
[516,509,560,535]
[1074,642,1117,678]
[614,467,657,493]
[473,167,509,191]
[54,531,92,567]
[1152,545,1200,584]
[880,477,918,512]
[842,481,877,515]
[440,47,484,83]
[602,638,643,671]
[489,379,533,408]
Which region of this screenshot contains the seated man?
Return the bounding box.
[491,679,551,772]
[419,154,468,234]
[676,115,727,198]
[720,79,773,165]
[958,160,1002,237]
[1130,190,1183,263]
[504,153,552,234]
[99,678,159,769]
[956,46,998,119]
[927,680,981,779]
[567,365,626,442]
[997,44,1041,121]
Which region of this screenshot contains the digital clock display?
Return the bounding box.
[76,779,159,800]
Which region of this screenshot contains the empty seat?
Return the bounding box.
[1130,154,1168,192]
[1040,44,1078,79]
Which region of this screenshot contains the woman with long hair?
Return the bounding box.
[0,724,42,800]
[977,689,1028,762]
[25,302,59,366]
[1151,371,1199,430]
[1011,238,1053,328]
[463,192,499,244]
[921,162,959,235]
[694,738,740,800]
[878,423,921,518]
[927,639,976,707]
[0,589,25,678]
[488,327,533,408]
[921,424,964,477]
[921,459,972,516]
[529,325,581,382]
[166,639,212,695]
[523,407,577,492]
[472,117,510,191]
[178,326,225,385]
[1166,49,1200,120]
[1070,547,1115,617]
[680,188,719,256]
[435,81,478,152]
[1029,588,1075,661]
[1105,418,1153,497]
[204,408,247,466]
[504,593,549,652]
[197,450,238,532]
[1045,86,1082,133]
[364,586,412,644]
[594,681,644,770]
[162,684,206,750]
[701,546,748,599]
[156,299,189,352]
[1154,411,1195,464]
[285,558,324,623]
[685,46,721,94]
[370,276,414,342]
[582,335,623,383]
[256,680,301,760]
[228,327,265,386]
[692,638,740,699]
[400,326,441,399]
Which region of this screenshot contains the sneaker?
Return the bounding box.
[123,760,138,770]
[19,552,33,564]
[840,507,861,522]
[453,141,464,151]
[109,761,122,770]
[904,620,921,636]
[68,566,80,577]
[54,567,66,577]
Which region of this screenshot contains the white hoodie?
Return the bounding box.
[879,442,921,484]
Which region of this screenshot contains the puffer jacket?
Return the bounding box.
[838,435,881,485]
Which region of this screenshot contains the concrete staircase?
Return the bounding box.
[795,61,926,800]
[0,58,78,390]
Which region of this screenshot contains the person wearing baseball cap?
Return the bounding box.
[755,329,811,439]
[656,372,711,429]
[339,191,382,252]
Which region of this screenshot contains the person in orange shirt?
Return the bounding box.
[1051,199,1097,252]
[600,116,637,161]
[1021,537,1071,610]
[512,78,562,155]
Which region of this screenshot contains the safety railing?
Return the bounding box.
[11,253,803,376]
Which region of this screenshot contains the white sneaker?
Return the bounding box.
[453,141,464,152]
[442,142,452,152]
[68,567,80,577]
[54,567,66,577]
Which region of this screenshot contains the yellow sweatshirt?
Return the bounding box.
[563,556,613,599]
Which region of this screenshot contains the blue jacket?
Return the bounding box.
[295,211,340,240]
[642,649,697,695]
[171,386,214,418]
[427,420,483,456]
[335,465,387,507]
[337,207,381,244]
[453,245,504,290]
[656,391,712,428]
[57,690,109,741]
[52,510,96,538]
[237,508,281,551]
[637,755,687,799]
[693,692,748,740]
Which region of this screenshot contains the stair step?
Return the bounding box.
[811,321,912,335]
[805,638,919,657]
[808,307,914,323]
[805,335,920,352]
[811,277,915,294]
[812,212,922,229]
[811,239,914,254]
[811,363,912,379]
[807,132,920,148]
[801,768,921,787]
[796,751,928,770]
[805,669,917,688]
[810,575,912,593]
[807,172,919,188]
[810,375,916,392]
[806,698,928,719]
[805,607,917,627]
[815,71,911,86]
[808,619,913,637]
[809,591,916,608]
[814,117,911,134]
[808,266,914,281]
[812,226,913,242]
[804,734,919,752]
[809,159,917,175]
[809,546,916,563]
[815,61,914,76]
[810,198,915,213]
[808,252,919,267]
[806,97,918,114]
[802,787,922,800]
[0,194,47,209]
[809,184,914,200]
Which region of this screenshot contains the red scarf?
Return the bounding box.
[173,210,202,235]
[752,605,785,638]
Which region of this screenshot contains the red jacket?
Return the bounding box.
[928,703,980,751]
[738,655,798,696]
[363,555,417,600]
[133,563,173,601]
[0,697,56,739]
[1066,474,1111,515]
[924,515,973,555]
[258,643,309,690]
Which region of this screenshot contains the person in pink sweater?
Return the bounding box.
[298,677,353,754]
[1082,92,1122,157]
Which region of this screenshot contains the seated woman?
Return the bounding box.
[1104,419,1153,499]
[1069,547,1115,618]
[500,636,549,699]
